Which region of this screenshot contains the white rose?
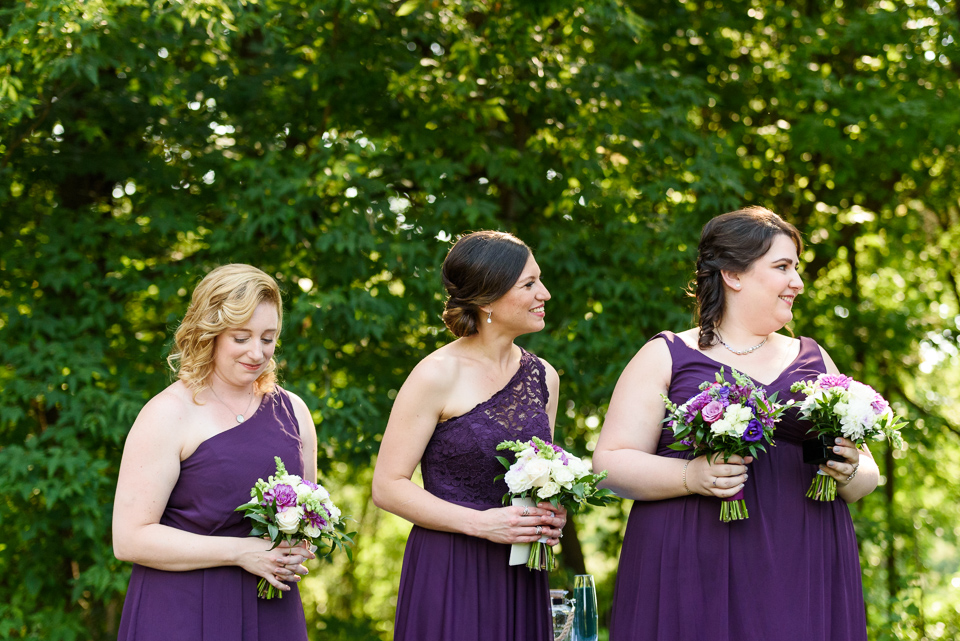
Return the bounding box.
[303,523,322,539]
[565,456,590,479]
[537,481,560,500]
[295,484,313,502]
[504,465,535,494]
[516,447,538,462]
[523,458,552,488]
[280,474,302,486]
[275,506,304,534]
[324,501,341,522]
[550,459,576,488]
[311,485,330,502]
[846,381,875,405]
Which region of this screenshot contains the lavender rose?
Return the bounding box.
[701,400,725,424]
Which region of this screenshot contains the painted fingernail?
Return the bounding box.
[827,461,836,467]
[835,438,843,445]
[833,446,842,453]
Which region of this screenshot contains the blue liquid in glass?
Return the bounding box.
[573,586,598,641]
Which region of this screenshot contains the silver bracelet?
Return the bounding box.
[682,459,694,495]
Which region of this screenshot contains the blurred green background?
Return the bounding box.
[2,0,959,639]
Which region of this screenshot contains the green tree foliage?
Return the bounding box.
[1,0,958,639]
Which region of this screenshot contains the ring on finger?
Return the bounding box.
[521,507,530,516]
[712,477,717,488]
[536,525,543,536]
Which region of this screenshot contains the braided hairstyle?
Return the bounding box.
[694,207,803,349]
[440,231,531,337]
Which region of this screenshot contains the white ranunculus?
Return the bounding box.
[727,403,754,436]
[709,416,736,436]
[550,459,576,488]
[537,480,560,500]
[303,523,322,539]
[276,506,304,534]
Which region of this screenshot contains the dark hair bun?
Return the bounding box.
[440,231,531,337]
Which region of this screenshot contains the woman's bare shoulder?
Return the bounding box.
[131,381,197,440]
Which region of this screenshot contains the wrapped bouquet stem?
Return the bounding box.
[496,436,617,571]
[791,374,906,502]
[507,497,548,568]
[663,368,792,522]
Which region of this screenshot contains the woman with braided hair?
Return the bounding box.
[594,207,876,641]
[372,230,566,641]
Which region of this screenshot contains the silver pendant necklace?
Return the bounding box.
[209,386,256,423]
[718,334,768,356]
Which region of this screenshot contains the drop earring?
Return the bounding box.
[486,311,493,324]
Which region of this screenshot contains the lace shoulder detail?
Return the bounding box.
[420,348,553,507]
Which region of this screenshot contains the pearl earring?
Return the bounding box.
[486,311,493,324]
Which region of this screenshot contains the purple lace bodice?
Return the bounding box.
[421,348,552,509]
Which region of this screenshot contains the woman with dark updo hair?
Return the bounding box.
[372,230,566,641]
[594,207,875,641]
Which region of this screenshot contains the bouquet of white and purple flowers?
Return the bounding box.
[791,373,906,501]
[235,457,354,599]
[495,436,616,571]
[662,368,792,522]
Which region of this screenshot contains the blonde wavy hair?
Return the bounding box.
[167,264,283,401]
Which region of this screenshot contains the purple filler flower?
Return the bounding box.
[701,400,725,423]
[304,509,327,530]
[818,373,853,390]
[262,483,298,508]
[742,419,764,442]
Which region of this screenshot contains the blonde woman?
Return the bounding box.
[113,264,317,641]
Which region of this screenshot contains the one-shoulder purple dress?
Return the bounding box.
[117,389,308,641]
[609,332,868,641]
[393,347,553,641]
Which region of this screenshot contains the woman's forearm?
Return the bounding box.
[371,476,481,535]
[113,522,254,571]
[594,449,690,502]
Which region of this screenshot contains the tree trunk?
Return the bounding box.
[884,446,898,621]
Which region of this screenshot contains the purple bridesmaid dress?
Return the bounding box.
[609,332,868,641]
[393,347,553,641]
[117,389,308,641]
